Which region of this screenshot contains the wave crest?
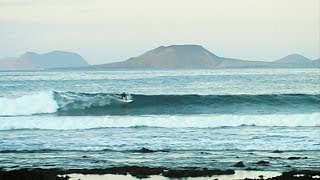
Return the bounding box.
[0,91,319,116]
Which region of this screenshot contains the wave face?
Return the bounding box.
[0,91,319,116]
[53,92,320,116]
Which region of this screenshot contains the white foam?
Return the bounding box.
[0,113,318,130]
[0,92,59,116]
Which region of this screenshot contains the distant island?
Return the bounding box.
[0,45,319,70]
[90,45,319,69]
[0,51,89,70]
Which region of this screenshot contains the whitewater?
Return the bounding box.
[0,69,319,172]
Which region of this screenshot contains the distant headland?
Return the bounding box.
[0,45,319,70]
[0,51,89,70]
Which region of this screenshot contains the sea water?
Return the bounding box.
[0,69,319,171]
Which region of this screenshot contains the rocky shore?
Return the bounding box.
[0,167,234,180]
[0,167,319,180]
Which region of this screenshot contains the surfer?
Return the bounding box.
[121,92,128,100]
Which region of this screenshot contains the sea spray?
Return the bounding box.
[0,91,58,116]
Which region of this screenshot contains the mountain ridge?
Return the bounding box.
[1,45,319,70]
[91,45,317,69]
[273,54,313,65]
[0,51,89,70]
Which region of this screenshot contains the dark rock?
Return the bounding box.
[233,161,245,167]
[160,149,170,152]
[134,148,156,153]
[270,170,320,180]
[0,167,236,179]
[134,174,150,179]
[125,166,163,177]
[288,157,301,160]
[0,168,69,180]
[255,161,270,166]
[258,175,264,179]
[272,150,284,153]
[9,166,19,169]
[200,152,210,155]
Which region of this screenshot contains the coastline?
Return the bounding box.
[1,167,319,180]
[66,170,282,180]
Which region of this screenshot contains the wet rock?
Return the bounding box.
[9,166,19,169]
[233,161,245,167]
[287,157,301,160]
[272,150,284,153]
[270,170,320,180]
[134,147,156,153]
[200,152,210,155]
[0,168,69,180]
[0,167,237,179]
[255,161,270,166]
[125,166,163,177]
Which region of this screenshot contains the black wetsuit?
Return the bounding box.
[121,93,127,100]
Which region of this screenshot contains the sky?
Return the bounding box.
[0,0,319,65]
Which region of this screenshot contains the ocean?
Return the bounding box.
[0,69,319,172]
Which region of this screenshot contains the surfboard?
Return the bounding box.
[118,98,133,103]
[114,94,133,103]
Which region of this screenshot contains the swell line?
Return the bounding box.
[1,91,319,116]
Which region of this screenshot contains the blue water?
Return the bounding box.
[0,69,319,171]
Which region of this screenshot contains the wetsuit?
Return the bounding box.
[121,93,127,100]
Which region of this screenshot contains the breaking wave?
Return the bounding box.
[0,91,319,116]
[0,92,58,116]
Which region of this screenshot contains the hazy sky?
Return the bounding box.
[0,0,319,64]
